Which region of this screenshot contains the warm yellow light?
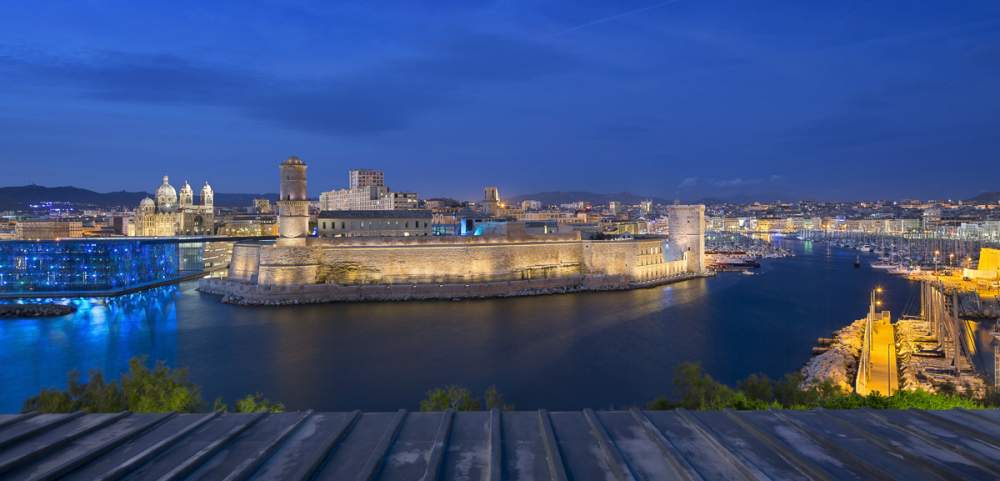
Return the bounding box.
[876,300,882,306]
[876,287,883,293]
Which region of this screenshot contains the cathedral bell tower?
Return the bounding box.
[277,156,310,245]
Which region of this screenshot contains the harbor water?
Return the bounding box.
[0,239,921,412]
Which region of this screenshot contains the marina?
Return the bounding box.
[0,239,945,413]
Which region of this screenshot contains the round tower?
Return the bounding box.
[278,156,309,244]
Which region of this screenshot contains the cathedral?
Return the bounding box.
[134,176,215,236]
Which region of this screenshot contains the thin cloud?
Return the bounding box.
[548,0,685,38]
[0,33,579,136]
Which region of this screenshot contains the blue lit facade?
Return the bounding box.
[0,240,180,293]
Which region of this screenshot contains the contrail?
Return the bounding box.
[548,0,685,38]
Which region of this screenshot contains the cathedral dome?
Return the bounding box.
[139,197,156,213]
[156,175,178,211]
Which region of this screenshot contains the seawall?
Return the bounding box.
[198,272,707,305]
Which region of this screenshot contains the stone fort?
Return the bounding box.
[201,157,706,304]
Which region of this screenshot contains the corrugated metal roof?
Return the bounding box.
[0,409,997,480]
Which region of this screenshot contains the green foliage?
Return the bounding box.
[419,385,513,411]
[672,362,736,410]
[819,389,981,410]
[22,357,284,414]
[420,385,481,411]
[121,358,202,413]
[646,396,675,410]
[737,373,774,403]
[652,362,985,411]
[23,387,77,413]
[484,385,513,411]
[23,370,129,413]
[234,393,286,413]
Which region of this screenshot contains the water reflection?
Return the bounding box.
[1,241,918,412]
[0,287,178,411]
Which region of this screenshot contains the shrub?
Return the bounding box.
[22,357,284,414]
[419,385,513,411]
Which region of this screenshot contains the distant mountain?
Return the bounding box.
[505,191,673,206]
[503,190,781,206]
[967,192,1000,204]
[213,193,280,208]
[0,185,277,210]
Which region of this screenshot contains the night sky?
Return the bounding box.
[2,1,999,201]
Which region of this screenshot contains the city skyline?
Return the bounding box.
[2,1,1000,200]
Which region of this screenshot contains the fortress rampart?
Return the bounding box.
[202,156,707,305]
[209,233,697,304]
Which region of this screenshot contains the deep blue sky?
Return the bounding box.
[2,1,999,201]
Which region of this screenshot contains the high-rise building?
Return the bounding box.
[319,169,418,211]
[639,200,653,216]
[349,169,385,189]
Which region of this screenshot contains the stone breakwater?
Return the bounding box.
[0,303,77,318]
[801,318,865,391]
[199,273,706,306]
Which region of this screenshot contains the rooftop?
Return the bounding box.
[319,209,432,219]
[0,408,996,480]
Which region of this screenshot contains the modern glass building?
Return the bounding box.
[0,239,182,294]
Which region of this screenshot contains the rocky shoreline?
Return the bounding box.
[801,317,865,391]
[199,273,709,306]
[0,303,77,318]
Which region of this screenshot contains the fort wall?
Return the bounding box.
[209,234,697,304]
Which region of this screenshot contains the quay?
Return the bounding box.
[856,310,899,396]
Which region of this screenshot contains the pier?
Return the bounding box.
[855,288,899,395]
[894,282,989,395]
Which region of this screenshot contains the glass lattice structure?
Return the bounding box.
[0,239,180,293]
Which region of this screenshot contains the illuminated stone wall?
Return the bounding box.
[228,243,261,282]
[315,236,585,285]
[228,234,689,288]
[667,204,706,274]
